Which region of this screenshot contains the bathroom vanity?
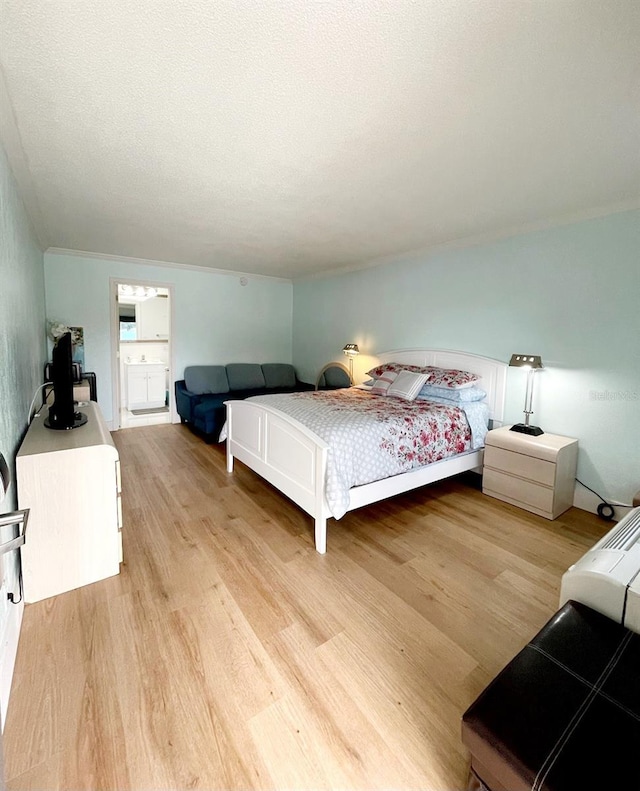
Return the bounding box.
[124,360,166,410]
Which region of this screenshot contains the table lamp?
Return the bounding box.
[342,343,359,380]
[509,354,544,436]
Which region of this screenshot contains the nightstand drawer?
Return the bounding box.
[484,446,556,486]
[483,469,554,512]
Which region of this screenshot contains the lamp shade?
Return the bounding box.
[509,354,543,369]
[343,343,359,357]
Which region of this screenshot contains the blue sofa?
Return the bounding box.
[175,363,313,442]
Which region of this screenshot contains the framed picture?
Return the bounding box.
[69,326,85,371]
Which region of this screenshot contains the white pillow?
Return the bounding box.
[387,370,429,401]
[371,370,398,395]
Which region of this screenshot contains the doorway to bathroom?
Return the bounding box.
[110,278,174,430]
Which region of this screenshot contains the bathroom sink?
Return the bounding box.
[124,359,164,365]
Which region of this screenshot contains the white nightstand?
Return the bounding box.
[483,426,578,519]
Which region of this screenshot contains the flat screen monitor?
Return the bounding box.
[44,332,87,430]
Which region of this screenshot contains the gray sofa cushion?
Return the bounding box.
[184,365,230,395]
[226,363,265,391]
[262,363,296,389]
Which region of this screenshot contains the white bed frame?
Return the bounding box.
[225,349,507,553]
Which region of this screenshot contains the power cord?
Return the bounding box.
[7,557,23,604]
[27,382,52,424]
[575,478,632,521]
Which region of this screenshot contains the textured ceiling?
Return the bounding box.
[1,1,639,279]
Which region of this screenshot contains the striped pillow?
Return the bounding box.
[371,370,398,395]
[387,370,429,401]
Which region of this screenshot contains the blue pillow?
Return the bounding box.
[417,384,486,403]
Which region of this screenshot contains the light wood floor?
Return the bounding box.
[4,424,605,790]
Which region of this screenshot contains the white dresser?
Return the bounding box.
[16,401,123,603]
[483,426,578,520]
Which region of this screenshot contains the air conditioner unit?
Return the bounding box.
[560,507,640,635]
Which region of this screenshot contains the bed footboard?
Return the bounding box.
[225,399,331,553]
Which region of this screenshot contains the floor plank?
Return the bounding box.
[4,423,606,789]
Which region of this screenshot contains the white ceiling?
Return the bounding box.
[1,1,638,279]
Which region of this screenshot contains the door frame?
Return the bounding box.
[109,277,177,430]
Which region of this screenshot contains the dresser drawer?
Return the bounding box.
[484,446,556,486]
[483,468,554,512]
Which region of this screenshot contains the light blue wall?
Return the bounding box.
[0,147,46,506]
[0,140,46,534]
[44,253,294,424]
[293,210,640,510]
[0,138,46,720]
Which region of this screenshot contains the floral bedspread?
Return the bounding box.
[234,389,479,519]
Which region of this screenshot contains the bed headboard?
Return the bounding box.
[377,348,507,424]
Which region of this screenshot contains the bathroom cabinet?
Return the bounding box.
[125,362,166,410]
[136,296,169,340]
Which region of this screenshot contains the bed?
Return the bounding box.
[224,349,507,553]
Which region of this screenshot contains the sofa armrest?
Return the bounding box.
[175,380,202,423]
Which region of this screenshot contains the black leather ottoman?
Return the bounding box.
[462,601,640,791]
